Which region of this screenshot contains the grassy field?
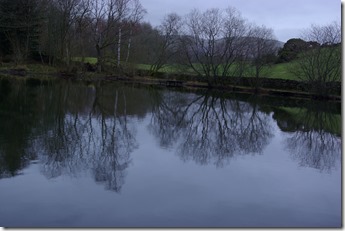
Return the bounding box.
[137,62,298,80]
[73,57,98,64]
[266,63,296,80]
[0,57,295,79]
[71,56,299,80]
[8,57,330,80]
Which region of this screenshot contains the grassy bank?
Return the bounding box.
[135,62,298,80]
[0,61,340,102]
[0,63,58,75]
[72,57,298,80]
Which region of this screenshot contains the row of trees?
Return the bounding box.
[146,8,279,83]
[0,0,147,71]
[275,22,341,95]
[155,13,341,88]
[0,0,341,89]
[0,1,278,75]
[291,22,341,94]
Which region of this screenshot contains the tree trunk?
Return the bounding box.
[125,28,133,64]
[255,65,260,92]
[96,44,102,72]
[66,45,70,66]
[117,27,122,68]
[25,25,30,62]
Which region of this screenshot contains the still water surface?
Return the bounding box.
[0,79,341,227]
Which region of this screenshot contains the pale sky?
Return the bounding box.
[140,0,342,42]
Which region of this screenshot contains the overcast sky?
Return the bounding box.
[139,0,341,42]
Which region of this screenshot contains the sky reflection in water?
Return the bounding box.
[0,80,341,228]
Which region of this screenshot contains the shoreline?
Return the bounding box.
[98,74,342,102]
[0,69,341,102]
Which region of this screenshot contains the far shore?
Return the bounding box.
[0,66,341,102]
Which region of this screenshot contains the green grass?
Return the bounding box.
[72,57,98,64]
[136,63,184,71]
[266,63,297,80]
[137,62,299,80]
[73,55,298,80]
[72,57,338,82]
[279,106,341,136]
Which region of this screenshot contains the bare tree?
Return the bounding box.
[124,0,146,64]
[246,24,277,80]
[69,0,92,65]
[89,0,123,72]
[220,7,250,78]
[180,7,250,86]
[89,0,145,72]
[111,0,146,68]
[0,0,47,64]
[52,0,90,65]
[181,8,223,83]
[89,0,107,72]
[114,0,127,68]
[127,22,161,65]
[291,21,341,95]
[149,13,182,74]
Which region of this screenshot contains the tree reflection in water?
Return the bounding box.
[0,79,341,190]
[149,90,274,167]
[0,79,39,178]
[281,108,341,172]
[24,83,138,192]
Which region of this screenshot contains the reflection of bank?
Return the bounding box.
[148,88,341,171]
[273,105,341,172]
[148,91,274,167]
[0,78,341,187]
[0,80,140,192]
[0,78,40,179]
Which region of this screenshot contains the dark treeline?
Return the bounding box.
[0,0,341,91]
[0,0,277,74]
[0,0,147,70]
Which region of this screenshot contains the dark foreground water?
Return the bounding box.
[0,78,341,228]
